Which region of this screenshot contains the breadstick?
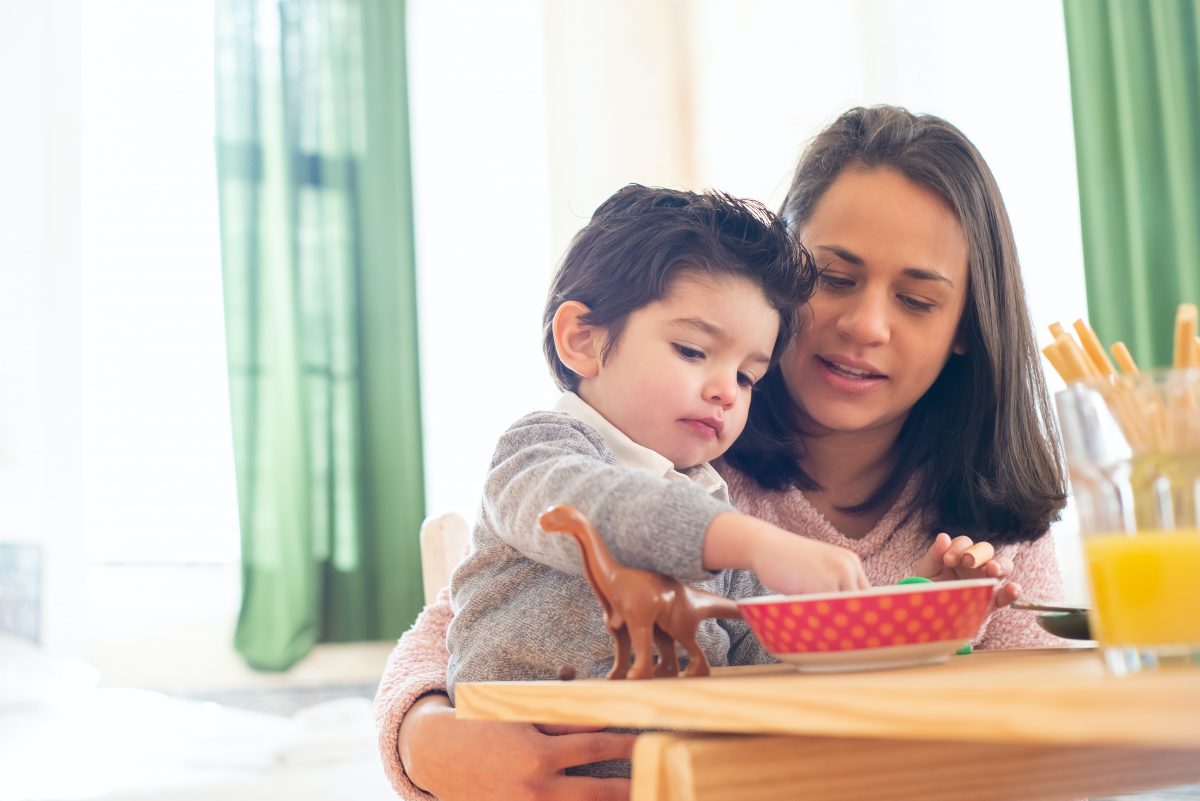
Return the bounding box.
[1174,303,1198,368]
[1074,327,1144,447]
[1073,319,1116,375]
[1111,342,1140,375]
[1111,376,1153,452]
[1042,341,1077,383]
[1056,332,1098,379]
[960,541,994,569]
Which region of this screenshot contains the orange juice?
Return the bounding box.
[1085,530,1200,646]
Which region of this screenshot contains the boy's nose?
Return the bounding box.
[704,372,738,407]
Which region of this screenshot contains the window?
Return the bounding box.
[80,0,239,563]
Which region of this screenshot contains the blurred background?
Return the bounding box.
[0,0,1197,797]
[7,0,1200,796]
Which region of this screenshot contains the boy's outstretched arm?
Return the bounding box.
[703,510,870,594]
[485,414,730,582]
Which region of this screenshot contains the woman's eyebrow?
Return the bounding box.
[817,244,863,265]
[818,244,955,287]
[901,267,955,287]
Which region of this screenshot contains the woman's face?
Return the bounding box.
[782,166,970,440]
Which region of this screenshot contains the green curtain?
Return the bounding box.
[1063,0,1200,369]
[214,0,425,671]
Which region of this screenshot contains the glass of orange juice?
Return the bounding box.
[1057,367,1200,675]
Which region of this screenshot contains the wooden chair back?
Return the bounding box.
[419,512,469,604]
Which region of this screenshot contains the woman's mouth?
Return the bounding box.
[816,356,888,392]
[819,356,886,379]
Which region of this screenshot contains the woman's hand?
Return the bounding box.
[912,532,1020,611]
[400,694,636,801]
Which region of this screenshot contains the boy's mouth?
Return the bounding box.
[681,417,723,437]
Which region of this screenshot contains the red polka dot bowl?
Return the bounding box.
[738,579,998,672]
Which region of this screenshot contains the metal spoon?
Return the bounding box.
[1009,600,1093,640]
[1009,600,1090,614]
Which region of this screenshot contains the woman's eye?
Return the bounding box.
[819,273,854,290]
[737,372,756,388]
[673,344,704,360]
[900,295,935,313]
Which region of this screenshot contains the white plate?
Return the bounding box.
[772,639,967,673]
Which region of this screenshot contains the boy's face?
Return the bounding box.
[578,271,781,470]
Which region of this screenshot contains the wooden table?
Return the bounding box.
[457,648,1200,801]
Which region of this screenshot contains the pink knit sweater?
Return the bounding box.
[373,472,1065,799]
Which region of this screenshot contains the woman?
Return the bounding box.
[375,105,1067,801]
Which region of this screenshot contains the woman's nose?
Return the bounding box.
[835,290,890,345]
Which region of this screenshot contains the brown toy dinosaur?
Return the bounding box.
[539,504,743,680]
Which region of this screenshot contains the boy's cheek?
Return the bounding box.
[725,417,750,444]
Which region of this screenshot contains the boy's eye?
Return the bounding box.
[673,344,704,360]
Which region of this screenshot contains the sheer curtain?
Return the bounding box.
[215,0,424,670]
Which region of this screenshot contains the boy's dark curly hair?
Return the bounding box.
[542,183,816,391]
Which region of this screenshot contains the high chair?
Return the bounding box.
[418,512,470,605]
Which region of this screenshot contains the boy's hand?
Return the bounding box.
[751,534,871,595]
[912,532,1020,611]
[704,511,870,594]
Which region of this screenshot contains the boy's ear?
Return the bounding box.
[552,301,603,379]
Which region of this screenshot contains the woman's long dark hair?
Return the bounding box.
[724,106,1066,545]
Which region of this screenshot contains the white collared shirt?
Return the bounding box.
[554,392,730,503]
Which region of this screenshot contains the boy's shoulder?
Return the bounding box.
[486,409,618,473]
[510,408,578,427]
[499,408,610,453]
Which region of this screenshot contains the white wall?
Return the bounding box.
[683,0,1090,355]
[407,1,560,524]
[408,1,1089,599]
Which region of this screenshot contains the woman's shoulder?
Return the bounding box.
[717,459,778,500]
[1001,527,1062,579]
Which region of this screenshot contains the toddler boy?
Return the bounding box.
[447,184,869,701]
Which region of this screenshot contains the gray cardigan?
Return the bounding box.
[446,410,770,701]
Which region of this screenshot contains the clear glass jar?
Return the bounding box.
[1056,368,1200,675]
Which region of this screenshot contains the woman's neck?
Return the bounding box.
[799,423,903,539]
